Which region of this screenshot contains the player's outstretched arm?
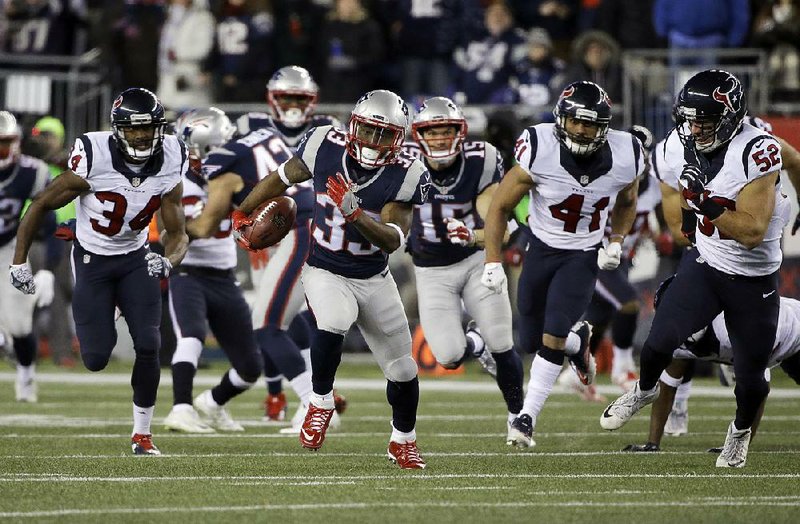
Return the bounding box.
[712,172,778,249]
[13,171,89,266]
[186,173,243,239]
[161,182,189,267]
[483,165,533,263]
[608,177,639,242]
[238,157,311,215]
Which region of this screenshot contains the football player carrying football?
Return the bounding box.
[10,88,189,455]
[233,90,432,469]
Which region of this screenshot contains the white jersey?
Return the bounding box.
[660,124,790,276]
[69,132,186,256]
[515,124,643,250]
[673,297,800,368]
[179,174,236,269]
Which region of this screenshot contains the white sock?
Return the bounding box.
[309,390,334,409]
[612,345,634,374]
[16,363,35,384]
[466,329,485,355]
[521,355,563,428]
[300,348,312,373]
[289,370,313,406]
[674,380,692,406]
[563,332,581,356]
[390,423,416,444]
[132,404,155,436]
[507,411,518,426]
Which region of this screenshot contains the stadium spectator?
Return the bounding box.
[211,0,275,103]
[507,0,578,59]
[452,1,526,104]
[594,0,662,50]
[313,0,385,103]
[389,0,459,101]
[271,0,327,68]
[2,0,88,56]
[653,0,750,67]
[105,0,165,93]
[751,0,800,100]
[157,0,215,111]
[557,30,622,103]
[498,27,564,111]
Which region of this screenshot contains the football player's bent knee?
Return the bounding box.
[81,351,111,372]
[384,355,418,382]
[481,325,513,353]
[735,370,770,399]
[232,352,263,383]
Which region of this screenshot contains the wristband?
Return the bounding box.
[609,234,625,243]
[277,160,292,186]
[698,198,725,220]
[386,223,405,251]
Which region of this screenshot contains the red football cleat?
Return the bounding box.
[264,392,287,421]
[131,433,161,456]
[387,440,426,469]
[299,403,335,450]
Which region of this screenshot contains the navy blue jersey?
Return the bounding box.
[203,127,313,223]
[296,125,431,278]
[236,112,342,148]
[215,13,273,79]
[0,155,50,247]
[404,141,503,267]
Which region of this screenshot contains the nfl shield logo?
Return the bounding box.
[580,175,589,185]
[131,177,141,187]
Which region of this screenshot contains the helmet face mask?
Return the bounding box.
[346,90,408,169]
[111,88,168,163]
[553,81,612,156]
[266,66,319,129]
[411,96,467,168]
[674,69,747,154]
[0,111,20,170]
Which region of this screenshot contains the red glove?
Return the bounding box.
[655,231,674,257]
[230,209,255,251]
[326,172,362,223]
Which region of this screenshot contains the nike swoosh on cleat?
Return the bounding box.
[602,407,614,418]
[301,429,314,442]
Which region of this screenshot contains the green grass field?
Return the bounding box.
[2,359,800,523]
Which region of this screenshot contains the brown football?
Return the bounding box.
[241,196,297,250]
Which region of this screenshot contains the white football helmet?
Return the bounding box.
[175,107,237,161]
[0,111,21,170]
[347,90,408,169]
[411,96,468,168]
[266,65,319,129]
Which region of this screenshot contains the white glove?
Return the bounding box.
[444,217,476,246]
[9,263,35,295]
[481,262,507,294]
[145,252,172,279]
[33,270,55,307]
[598,241,622,270]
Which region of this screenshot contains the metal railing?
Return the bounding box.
[0,49,113,144]
[621,48,769,141]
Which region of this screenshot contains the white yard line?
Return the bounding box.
[2,499,800,518]
[2,371,800,398]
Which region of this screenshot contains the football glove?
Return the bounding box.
[443,217,476,247]
[9,263,35,295]
[480,262,507,294]
[597,241,622,270]
[33,270,55,307]
[230,209,255,251]
[326,172,362,222]
[145,252,172,279]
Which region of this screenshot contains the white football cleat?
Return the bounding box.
[716,421,751,468]
[193,390,244,432]
[164,404,215,434]
[15,377,37,403]
[664,399,689,436]
[600,381,659,431]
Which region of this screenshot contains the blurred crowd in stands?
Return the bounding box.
[1,0,799,113]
